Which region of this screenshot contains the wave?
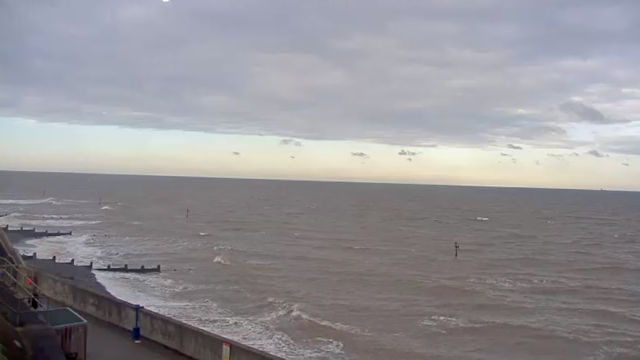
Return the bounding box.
[100,205,113,210]
[213,255,230,265]
[265,298,368,336]
[13,234,94,263]
[467,276,577,290]
[8,213,85,219]
[94,274,348,359]
[0,197,58,205]
[345,245,416,253]
[1,217,101,227]
[0,197,91,205]
[422,315,480,328]
[475,216,490,221]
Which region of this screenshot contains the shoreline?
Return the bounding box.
[7,233,113,297]
[25,258,112,297]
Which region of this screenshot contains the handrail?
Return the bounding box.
[0,257,46,310]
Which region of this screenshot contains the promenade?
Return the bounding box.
[81,312,190,360]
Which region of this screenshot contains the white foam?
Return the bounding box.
[94,273,348,359]
[13,234,95,263]
[198,232,210,236]
[8,213,84,219]
[421,314,482,332]
[475,216,490,221]
[0,197,89,205]
[265,298,369,336]
[291,306,368,335]
[0,197,57,205]
[213,255,230,265]
[4,218,101,227]
[100,205,113,210]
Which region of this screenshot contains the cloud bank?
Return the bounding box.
[1,0,640,152]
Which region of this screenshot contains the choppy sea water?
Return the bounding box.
[1,171,639,360]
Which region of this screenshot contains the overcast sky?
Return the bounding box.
[1,0,639,189]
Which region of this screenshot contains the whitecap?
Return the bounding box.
[264,299,368,336]
[0,197,57,205]
[1,217,101,227]
[94,274,346,359]
[213,255,230,265]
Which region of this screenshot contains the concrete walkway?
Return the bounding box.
[81,312,191,359]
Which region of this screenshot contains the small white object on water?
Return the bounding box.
[475,217,490,221]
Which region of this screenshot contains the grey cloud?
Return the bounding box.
[535,160,541,165]
[290,155,296,159]
[280,138,303,147]
[232,151,240,156]
[570,152,580,157]
[622,162,630,166]
[351,152,369,158]
[547,153,564,159]
[559,101,607,123]
[500,152,512,157]
[507,144,523,150]
[2,1,640,150]
[601,136,640,155]
[406,158,413,162]
[586,149,608,158]
[398,149,420,156]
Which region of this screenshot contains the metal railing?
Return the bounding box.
[0,257,47,310]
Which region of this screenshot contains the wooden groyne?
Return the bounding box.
[1,225,72,239]
[20,252,160,273]
[21,253,93,269]
[94,264,161,273]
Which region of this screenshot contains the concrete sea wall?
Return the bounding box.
[31,269,284,360]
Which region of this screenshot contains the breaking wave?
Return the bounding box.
[0,197,58,205]
[265,298,369,336]
[213,255,230,265]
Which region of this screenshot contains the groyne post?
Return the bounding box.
[70,258,74,265]
[52,256,56,262]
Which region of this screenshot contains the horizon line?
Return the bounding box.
[1,168,638,193]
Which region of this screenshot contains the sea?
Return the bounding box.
[0,170,639,360]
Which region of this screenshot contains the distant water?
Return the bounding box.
[1,171,639,360]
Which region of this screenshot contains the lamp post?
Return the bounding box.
[132,304,144,343]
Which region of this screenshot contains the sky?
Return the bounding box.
[1,0,639,189]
